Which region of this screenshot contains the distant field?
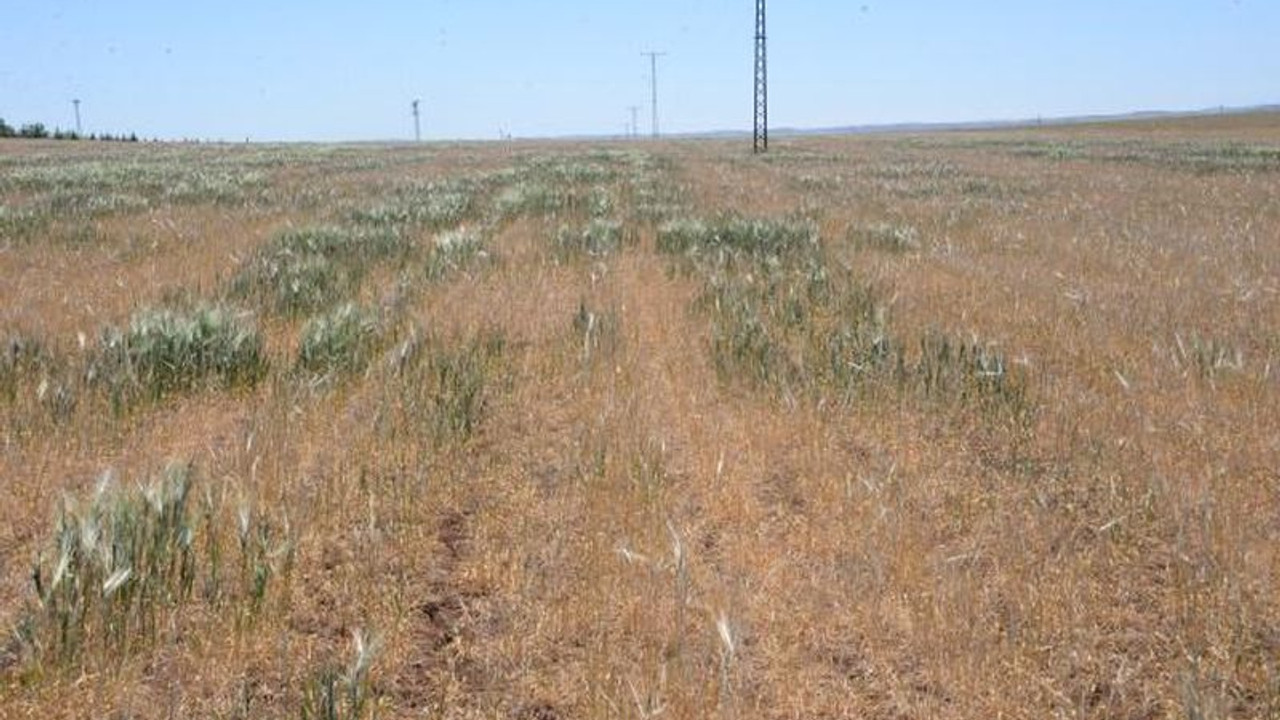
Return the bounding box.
[1,113,1277,719]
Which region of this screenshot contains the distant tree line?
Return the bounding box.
[0,118,139,142]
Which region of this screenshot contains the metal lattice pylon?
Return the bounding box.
[753,0,768,153]
[643,51,667,139]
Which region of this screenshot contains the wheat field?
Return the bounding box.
[1,114,1277,719]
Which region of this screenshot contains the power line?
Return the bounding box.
[628,105,641,138]
[754,0,768,153]
[72,99,82,136]
[411,99,421,142]
[642,51,667,138]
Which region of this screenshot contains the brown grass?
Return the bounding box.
[1,114,1278,718]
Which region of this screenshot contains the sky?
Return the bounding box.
[1,1,1276,142]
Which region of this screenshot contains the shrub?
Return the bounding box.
[19,123,49,139]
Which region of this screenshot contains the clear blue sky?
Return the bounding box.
[1,1,1276,141]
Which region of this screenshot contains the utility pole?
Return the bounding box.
[628,105,640,138]
[412,99,421,142]
[753,0,768,153]
[72,99,82,137]
[642,51,667,138]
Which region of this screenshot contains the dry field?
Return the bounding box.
[0,114,1277,719]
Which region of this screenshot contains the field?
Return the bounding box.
[1,114,1278,719]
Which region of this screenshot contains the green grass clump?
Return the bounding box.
[426,226,490,281]
[1175,332,1244,381]
[552,219,630,261]
[631,186,685,223]
[0,205,50,243]
[384,330,506,444]
[660,216,886,398]
[299,630,380,720]
[43,190,150,217]
[349,180,477,231]
[701,257,891,395]
[269,226,407,260]
[91,304,266,404]
[0,332,78,422]
[494,181,568,218]
[587,187,615,219]
[239,251,360,316]
[901,332,1030,415]
[660,215,1031,416]
[3,160,267,210]
[233,226,405,315]
[516,154,620,186]
[415,189,472,228]
[486,153,639,222]
[421,335,505,442]
[25,463,291,669]
[2,333,50,403]
[658,216,818,261]
[572,301,622,367]
[296,303,382,376]
[627,155,689,224]
[849,222,921,253]
[31,464,197,665]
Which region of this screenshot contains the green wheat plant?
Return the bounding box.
[572,300,622,367]
[25,463,291,670]
[299,629,381,720]
[295,303,383,377]
[90,303,266,406]
[232,226,406,315]
[381,330,506,445]
[426,226,491,281]
[849,222,921,253]
[552,219,630,261]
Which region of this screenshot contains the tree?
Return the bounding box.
[0,118,14,137]
[19,123,48,139]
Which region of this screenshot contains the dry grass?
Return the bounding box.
[1,115,1279,719]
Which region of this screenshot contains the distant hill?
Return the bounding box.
[671,104,1280,141]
